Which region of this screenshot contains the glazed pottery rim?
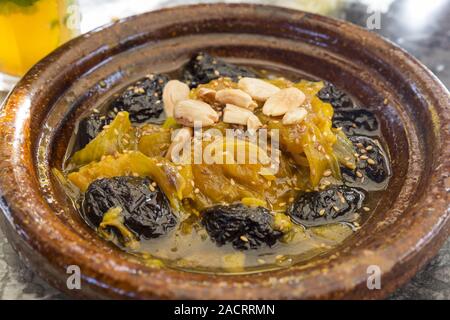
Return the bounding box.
[0,3,448,299]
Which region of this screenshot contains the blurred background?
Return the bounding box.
[0,0,448,299]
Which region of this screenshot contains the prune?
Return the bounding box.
[288,185,365,227]
[183,52,256,88]
[332,109,379,135]
[108,74,169,123]
[74,113,109,150]
[201,203,283,250]
[74,74,169,149]
[317,82,354,109]
[82,176,176,239]
[341,136,390,185]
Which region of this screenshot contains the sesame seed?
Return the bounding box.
[333,206,340,212]
[360,155,368,160]
[323,169,332,177]
[365,145,373,151]
[346,161,355,169]
[93,108,100,113]
[319,209,326,216]
[367,158,376,165]
[354,222,360,227]
[149,185,155,192]
[257,258,266,264]
[356,171,363,178]
[194,188,200,194]
[279,202,286,207]
[363,207,370,212]
[240,236,249,242]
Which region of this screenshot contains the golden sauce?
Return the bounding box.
[56,67,389,274]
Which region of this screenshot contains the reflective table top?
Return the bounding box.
[0,0,448,299]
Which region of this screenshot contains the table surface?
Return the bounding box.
[0,0,449,299]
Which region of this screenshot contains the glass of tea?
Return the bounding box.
[0,0,80,90]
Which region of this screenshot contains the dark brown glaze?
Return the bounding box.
[0,4,448,299]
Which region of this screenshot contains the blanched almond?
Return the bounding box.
[197,87,216,103]
[215,88,257,110]
[247,114,263,132]
[238,77,280,102]
[162,80,190,117]
[174,99,219,127]
[166,127,192,161]
[222,104,253,125]
[282,107,308,125]
[262,87,306,116]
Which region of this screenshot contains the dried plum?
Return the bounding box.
[288,185,365,227]
[317,82,354,109]
[201,203,282,250]
[74,74,169,149]
[108,74,169,124]
[333,109,379,135]
[82,176,176,239]
[183,52,256,88]
[341,136,390,185]
[74,113,109,150]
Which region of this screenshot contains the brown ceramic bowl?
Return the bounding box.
[0,4,448,299]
